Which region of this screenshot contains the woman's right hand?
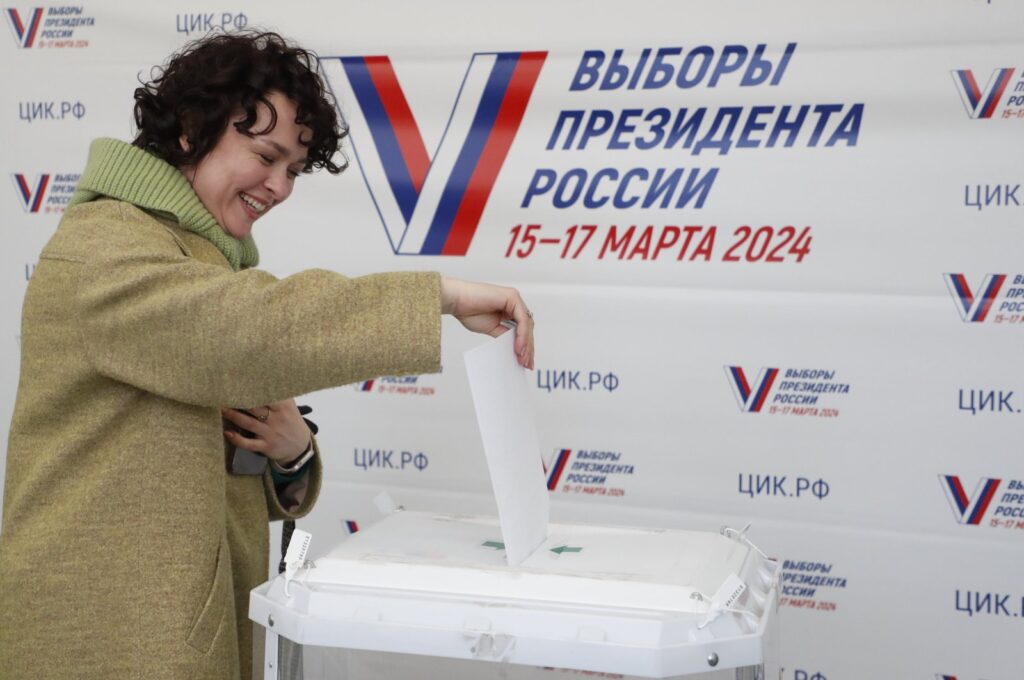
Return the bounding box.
[440,277,535,369]
[221,400,312,466]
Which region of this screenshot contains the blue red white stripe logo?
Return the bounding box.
[4,7,43,48]
[944,273,1006,322]
[951,68,1015,119]
[544,448,571,491]
[11,173,49,213]
[344,520,359,535]
[936,675,957,680]
[940,475,1000,525]
[725,366,779,413]
[321,51,546,256]
[357,379,375,392]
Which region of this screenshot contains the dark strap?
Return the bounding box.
[278,520,296,574]
[277,404,317,573]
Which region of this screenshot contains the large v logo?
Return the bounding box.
[321,51,546,256]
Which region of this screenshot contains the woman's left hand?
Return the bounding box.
[222,400,311,465]
[440,277,535,369]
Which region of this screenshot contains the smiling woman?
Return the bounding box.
[0,30,534,680]
[180,92,310,239]
[132,32,344,242]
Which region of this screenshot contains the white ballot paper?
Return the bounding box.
[464,330,549,566]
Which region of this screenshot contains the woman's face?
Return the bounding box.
[181,91,311,239]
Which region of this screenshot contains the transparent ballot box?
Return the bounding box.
[250,511,780,680]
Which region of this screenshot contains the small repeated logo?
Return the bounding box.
[4,7,42,47]
[944,273,1006,322]
[726,366,849,417]
[10,172,77,214]
[945,273,1024,324]
[542,447,634,497]
[4,6,95,49]
[725,366,778,413]
[353,375,435,396]
[952,67,1015,119]
[343,519,359,535]
[321,51,546,256]
[939,475,1000,525]
[953,66,1024,120]
[11,173,48,212]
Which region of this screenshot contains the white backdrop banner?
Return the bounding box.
[2,2,1023,679]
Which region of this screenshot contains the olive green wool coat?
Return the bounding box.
[0,141,441,679]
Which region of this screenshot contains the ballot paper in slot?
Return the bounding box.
[463,329,549,566]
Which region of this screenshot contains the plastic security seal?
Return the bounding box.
[695,522,772,629]
[282,528,313,597]
[698,572,748,629]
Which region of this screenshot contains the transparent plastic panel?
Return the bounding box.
[270,645,765,680]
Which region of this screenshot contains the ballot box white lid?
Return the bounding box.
[251,511,779,678]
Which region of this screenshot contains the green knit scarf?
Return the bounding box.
[68,138,259,271]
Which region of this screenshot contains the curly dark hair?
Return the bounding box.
[133,31,346,174]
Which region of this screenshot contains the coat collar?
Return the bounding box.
[69,138,259,271]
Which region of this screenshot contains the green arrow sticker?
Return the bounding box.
[550,545,582,555]
[482,541,505,550]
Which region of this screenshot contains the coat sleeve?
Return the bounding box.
[263,435,323,521]
[64,203,442,407]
